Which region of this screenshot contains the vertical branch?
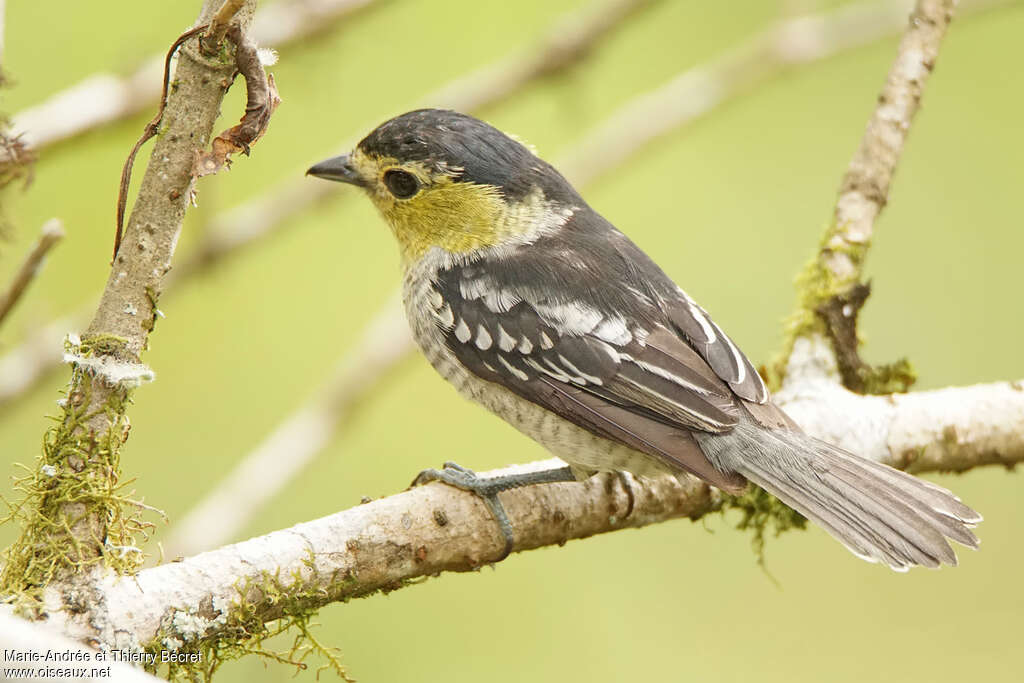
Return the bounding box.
[780,0,957,392]
[0,0,261,606]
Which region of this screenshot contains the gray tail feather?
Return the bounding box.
[696,421,982,571]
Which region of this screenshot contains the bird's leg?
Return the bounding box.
[411,461,577,561]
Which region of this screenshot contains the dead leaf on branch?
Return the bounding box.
[193,27,281,178]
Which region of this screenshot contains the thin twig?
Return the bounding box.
[782,0,957,391]
[0,219,63,329]
[203,0,247,51]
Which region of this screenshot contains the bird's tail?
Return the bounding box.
[695,419,981,570]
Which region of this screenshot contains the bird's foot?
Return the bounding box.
[411,461,577,561]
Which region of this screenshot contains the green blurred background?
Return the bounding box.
[1,0,1022,680]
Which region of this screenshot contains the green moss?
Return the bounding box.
[147,559,355,682]
[718,485,807,566]
[769,221,862,389]
[76,333,130,358]
[769,219,914,395]
[0,360,158,613]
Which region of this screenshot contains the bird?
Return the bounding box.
[307,108,980,570]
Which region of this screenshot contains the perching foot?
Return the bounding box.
[411,462,577,561]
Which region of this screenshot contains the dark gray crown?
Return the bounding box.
[357,109,579,203]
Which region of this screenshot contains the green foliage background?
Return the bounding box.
[1,0,1022,680]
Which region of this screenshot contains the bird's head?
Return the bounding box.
[307,109,579,263]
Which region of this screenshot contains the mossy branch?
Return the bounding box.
[35,375,1024,654]
[776,0,956,393]
[0,0,261,610]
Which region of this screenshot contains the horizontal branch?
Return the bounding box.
[52,366,1023,649]
[779,337,1024,473]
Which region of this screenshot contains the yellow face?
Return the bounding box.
[347,148,510,264]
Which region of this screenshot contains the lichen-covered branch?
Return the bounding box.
[45,374,1023,651]
[0,0,260,606]
[778,337,1024,472]
[9,0,379,151]
[0,218,63,329]
[780,0,957,391]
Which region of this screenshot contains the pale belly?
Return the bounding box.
[401,266,674,479]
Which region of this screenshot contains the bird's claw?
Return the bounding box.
[410,461,514,561]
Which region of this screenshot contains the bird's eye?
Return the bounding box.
[383,170,420,199]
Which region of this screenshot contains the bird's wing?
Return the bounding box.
[429,261,750,491]
[662,293,769,404]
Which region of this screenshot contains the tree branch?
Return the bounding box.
[0,0,260,598]
[0,0,657,412]
[46,373,1023,650]
[9,0,380,151]
[0,612,161,682]
[202,0,247,51]
[782,0,957,391]
[0,218,63,330]
[162,0,994,556]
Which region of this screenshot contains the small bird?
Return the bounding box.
[308,109,980,570]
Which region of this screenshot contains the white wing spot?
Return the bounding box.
[428,289,444,309]
[593,317,631,346]
[534,301,602,335]
[497,325,517,352]
[459,277,520,313]
[498,355,529,381]
[539,332,554,349]
[475,325,493,350]
[558,354,603,385]
[528,357,573,383]
[517,337,534,354]
[454,319,471,343]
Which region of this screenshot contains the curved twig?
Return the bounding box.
[114,24,209,261]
